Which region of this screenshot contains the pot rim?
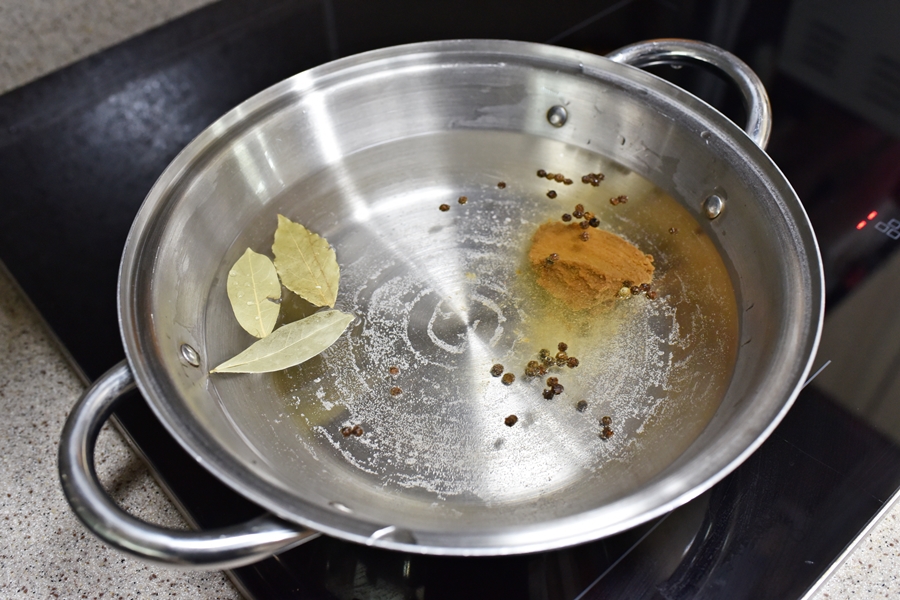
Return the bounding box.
[117,38,824,555]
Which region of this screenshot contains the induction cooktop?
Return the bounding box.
[2,0,899,598]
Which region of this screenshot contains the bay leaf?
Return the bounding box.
[210,309,354,373]
[272,214,340,308]
[226,248,282,338]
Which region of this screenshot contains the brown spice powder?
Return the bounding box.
[528,221,654,309]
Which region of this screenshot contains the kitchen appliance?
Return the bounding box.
[57,36,822,566]
[2,0,898,597]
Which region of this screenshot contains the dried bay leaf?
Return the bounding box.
[227,248,282,338]
[272,214,340,308]
[210,309,354,374]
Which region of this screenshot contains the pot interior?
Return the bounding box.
[122,40,820,553]
[209,129,738,518]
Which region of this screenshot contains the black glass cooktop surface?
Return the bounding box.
[2,0,899,598]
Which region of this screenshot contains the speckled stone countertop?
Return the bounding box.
[0,0,215,95]
[0,264,240,598]
[0,2,898,599]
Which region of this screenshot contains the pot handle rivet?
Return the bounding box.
[547,105,568,127]
[180,343,201,367]
[703,194,725,219]
[329,501,353,514]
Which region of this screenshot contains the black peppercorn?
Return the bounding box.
[567,357,579,368]
[458,196,468,204]
[576,400,588,412]
[490,364,504,377]
[547,190,557,199]
[558,342,568,352]
[537,169,547,177]
[562,213,572,221]
[439,204,450,211]
[501,373,516,385]
[505,415,518,426]
[542,389,555,400]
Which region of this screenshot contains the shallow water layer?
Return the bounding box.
[206,130,738,507]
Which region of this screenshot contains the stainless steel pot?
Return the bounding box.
[58,39,823,569]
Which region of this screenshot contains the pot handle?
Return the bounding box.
[58,360,319,569]
[606,39,772,149]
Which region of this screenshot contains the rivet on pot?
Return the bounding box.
[547,105,568,127]
[703,194,725,219]
[370,525,417,544]
[179,343,200,367]
[329,501,353,514]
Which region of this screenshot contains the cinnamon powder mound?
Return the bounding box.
[528,221,654,309]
